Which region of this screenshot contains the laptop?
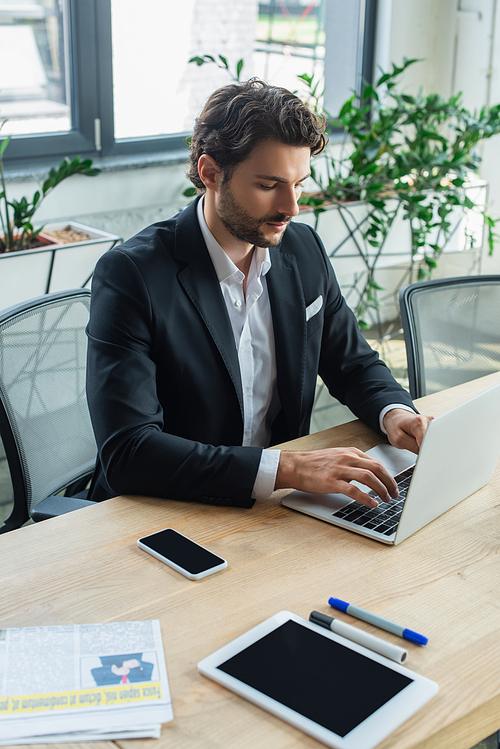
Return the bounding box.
[282,382,500,545]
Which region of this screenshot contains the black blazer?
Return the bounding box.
[86,197,415,507]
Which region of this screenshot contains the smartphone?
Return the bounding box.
[137,528,227,580]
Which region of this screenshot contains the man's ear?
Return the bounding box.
[198,154,222,192]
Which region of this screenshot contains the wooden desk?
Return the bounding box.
[1,372,500,749]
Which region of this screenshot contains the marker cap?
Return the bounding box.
[328,597,349,613]
[309,611,333,629]
[403,628,428,646]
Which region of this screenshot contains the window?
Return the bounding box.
[0,0,70,135]
[1,0,101,162]
[1,0,377,165]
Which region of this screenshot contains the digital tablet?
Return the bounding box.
[198,611,438,749]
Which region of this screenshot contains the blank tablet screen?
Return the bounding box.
[217,620,413,737]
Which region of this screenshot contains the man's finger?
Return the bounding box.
[337,481,380,508]
[352,457,399,497]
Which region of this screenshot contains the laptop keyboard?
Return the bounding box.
[332,465,415,536]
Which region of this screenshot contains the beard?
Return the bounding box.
[216,182,291,247]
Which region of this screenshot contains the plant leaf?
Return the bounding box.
[0,135,11,156]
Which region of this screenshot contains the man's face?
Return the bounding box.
[215,140,311,248]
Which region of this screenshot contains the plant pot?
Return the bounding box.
[0,221,121,311]
[0,231,64,253]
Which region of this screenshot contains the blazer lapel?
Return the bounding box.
[174,200,244,417]
[267,246,307,436]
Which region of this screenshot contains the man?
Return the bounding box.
[86,78,430,509]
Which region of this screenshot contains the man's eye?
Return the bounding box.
[260,184,275,190]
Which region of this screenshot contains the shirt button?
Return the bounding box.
[234,299,242,308]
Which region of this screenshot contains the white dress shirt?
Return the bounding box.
[197,199,281,498]
[196,198,414,499]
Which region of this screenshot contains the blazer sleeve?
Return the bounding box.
[311,229,417,434]
[86,248,262,507]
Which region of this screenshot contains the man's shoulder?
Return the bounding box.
[107,199,201,268]
[116,213,179,258]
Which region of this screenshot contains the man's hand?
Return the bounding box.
[383,409,433,454]
[275,447,399,507]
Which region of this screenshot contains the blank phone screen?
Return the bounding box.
[140,529,224,574]
[218,620,413,737]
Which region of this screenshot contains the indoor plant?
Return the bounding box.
[299,58,500,326]
[0,128,100,253]
[0,128,120,310]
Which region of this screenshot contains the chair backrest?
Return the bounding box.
[0,289,96,528]
[399,275,500,399]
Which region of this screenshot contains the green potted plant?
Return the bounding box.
[298,58,500,327]
[0,128,121,310]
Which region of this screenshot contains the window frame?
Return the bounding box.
[3,0,99,163]
[2,0,378,167]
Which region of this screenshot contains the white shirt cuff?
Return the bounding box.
[252,449,281,499]
[379,404,416,434]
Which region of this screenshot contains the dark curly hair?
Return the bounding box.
[188,78,327,191]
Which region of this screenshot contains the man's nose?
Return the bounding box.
[275,187,300,218]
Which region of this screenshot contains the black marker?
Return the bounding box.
[309,611,408,664]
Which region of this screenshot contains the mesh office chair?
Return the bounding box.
[0,289,97,532]
[399,275,500,399]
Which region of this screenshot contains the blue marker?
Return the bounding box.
[328,597,428,645]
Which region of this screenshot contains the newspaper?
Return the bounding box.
[0,619,173,743]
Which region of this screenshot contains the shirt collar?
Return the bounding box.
[197,196,271,283]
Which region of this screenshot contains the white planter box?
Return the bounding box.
[0,221,121,311]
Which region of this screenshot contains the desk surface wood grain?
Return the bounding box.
[1,372,499,749]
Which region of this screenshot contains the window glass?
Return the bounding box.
[255,1,324,96]
[0,0,71,136]
[2,0,371,162]
[110,0,324,142]
[111,0,193,140]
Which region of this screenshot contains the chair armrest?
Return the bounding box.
[31,495,96,522]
